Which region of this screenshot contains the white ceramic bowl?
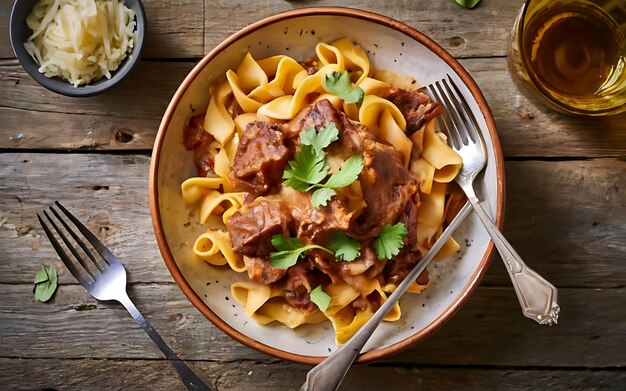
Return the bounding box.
[150,7,505,364]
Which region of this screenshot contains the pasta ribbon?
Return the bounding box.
[193,229,245,272]
[421,121,462,182]
[257,64,342,120]
[203,80,236,145]
[359,95,411,166]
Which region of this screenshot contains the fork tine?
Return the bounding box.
[55,201,119,266]
[434,80,469,146]
[427,83,462,149]
[48,206,102,275]
[445,74,481,143]
[37,213,92,287]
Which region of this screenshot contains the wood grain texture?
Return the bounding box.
[203,0,519,58]
[2,58,625,156]
[1,358,624,391]
[2,153,624,288]
[2,0,203,60]
[1,283,624,367]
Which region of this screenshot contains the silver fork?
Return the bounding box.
[425,74,560,326]
[38,202,211,391]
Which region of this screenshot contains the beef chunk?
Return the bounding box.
[352,138,419,238]
[280,187,355,244]
[230,121,291,196]
[183,114,219,177]
[397,193,420,251]
[284,262,323,314]
[387,88,443,135]
[384,249,427,287]
[225,197,292,257]
[243,256,286,284]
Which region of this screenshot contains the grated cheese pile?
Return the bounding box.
[24,0,137,87]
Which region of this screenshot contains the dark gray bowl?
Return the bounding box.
[9,0,146,97]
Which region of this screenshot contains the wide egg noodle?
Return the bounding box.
[421,121,463,183]
[231,282,326,328]
[193,229,245,272]
[203,80,236,145]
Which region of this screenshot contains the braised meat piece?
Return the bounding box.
[387,88,443,135]
[243,256,286,284]
[352,138,419,238]
[182,114,219,177]
[284,262,324,314]
[397,193,420,251]
[384,249,428,287]
[280,187,355,244]
[225,197,292,258]
[230,121,291,196]
[285,99,371,156]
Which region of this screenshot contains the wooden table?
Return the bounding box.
[2,1,625,389]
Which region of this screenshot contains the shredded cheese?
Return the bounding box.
[24,0,137,87]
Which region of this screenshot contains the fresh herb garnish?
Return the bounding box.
[310,285,331,312]
[300,123,339,157]
[311,154,363,208]
[329,231,361,262]
[282,144,329,191]
[372,223,408,260]
[323,71,365,105]
[269,234,333,269]
[283,123,363,208]
[34,264,58,302]
[450,0,481,9]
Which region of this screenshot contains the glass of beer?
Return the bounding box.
[508,0,626,116]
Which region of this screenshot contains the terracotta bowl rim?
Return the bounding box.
[149,6,505,365]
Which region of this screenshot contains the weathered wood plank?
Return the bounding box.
[1,358,624,391]
[2,153,624,288]
[141,0,204,58]
[0,1,11,59]
[2,58,625,156]
[204,0,519,59]
[1,283,623,367]
[2,0,203,60]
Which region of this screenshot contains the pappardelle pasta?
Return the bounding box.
[181,38,465,345]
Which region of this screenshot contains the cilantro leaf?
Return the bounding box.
[282,144,330,190]
[329,231,361,262]
[310,285,331,312]
[372,223,408,260]
[271,235,305,251]
[311,187,336,208]
[34,265,58,302]
[269,235,333,269]
[300,123,339,157]
[324,71,365,105]
[324,155,363,189]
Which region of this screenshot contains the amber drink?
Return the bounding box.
[509,0,626,116]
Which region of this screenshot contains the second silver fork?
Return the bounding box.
[425,75,560,326]
[38,202,211,391]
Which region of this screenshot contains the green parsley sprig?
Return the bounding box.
[282,122,363,208]
[269,235,333,269]
[371,223,408,260]
[323,71,365,105]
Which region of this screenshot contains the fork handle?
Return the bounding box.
[467,197,560,325]
[118,294,211,391]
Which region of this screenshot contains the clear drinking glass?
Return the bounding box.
[508,0,626,116]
